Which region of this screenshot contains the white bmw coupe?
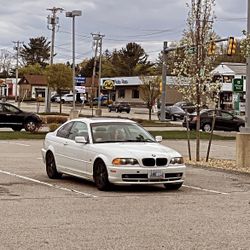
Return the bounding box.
[42,118,186,191]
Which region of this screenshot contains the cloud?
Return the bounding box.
[0,0,247,64]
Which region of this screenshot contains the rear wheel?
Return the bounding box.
[164,183,183,190]
[93,160,110,191]
[46,152,62,179]
[202,123,212,132]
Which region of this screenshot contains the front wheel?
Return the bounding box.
[93,160,110,191]
[202,123,212,132]
[46,152,62,179]
[24,120,38,132]
[164,183,183,190]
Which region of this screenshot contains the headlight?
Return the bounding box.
[112,158,139,166]
[169,157,184,165]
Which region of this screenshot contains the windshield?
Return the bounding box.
[91,122,155,143]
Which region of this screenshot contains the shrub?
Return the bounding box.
[49,123,60,132]
[46,115,68,124]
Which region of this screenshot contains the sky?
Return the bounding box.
[0,0,247,65]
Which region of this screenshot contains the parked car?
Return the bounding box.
[51,94,60,102]
[173,101,208,113]
[183,109,245,132]
[108,102,131,113]
[0,102,42,132]
[157,106,186,121]
[42,118,186,191]
[55,94,84,103]
[91,95,109,106]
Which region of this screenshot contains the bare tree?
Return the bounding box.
[0,49,14,77]
[139,75,161,120]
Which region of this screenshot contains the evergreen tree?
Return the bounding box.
[20,36,50,67]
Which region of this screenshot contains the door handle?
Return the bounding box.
[63,141,68,146]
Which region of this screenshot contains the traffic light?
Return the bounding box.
[208,40,216,56]
[227,37,237,56]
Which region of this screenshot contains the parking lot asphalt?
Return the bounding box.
[0,140,249,249]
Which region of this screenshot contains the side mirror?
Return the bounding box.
[75,136,87,144]
[155,135,162,142]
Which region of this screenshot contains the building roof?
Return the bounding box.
[18,74,47,86]
[211,62,246,76]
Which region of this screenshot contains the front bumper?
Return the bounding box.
[107,165,186,185]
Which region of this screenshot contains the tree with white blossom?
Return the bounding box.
[172,0,220,161]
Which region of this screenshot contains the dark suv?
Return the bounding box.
[0,102,42,132]
[108,102,131,113]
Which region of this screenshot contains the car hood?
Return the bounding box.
[92,142,181,159]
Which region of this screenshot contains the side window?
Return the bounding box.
[68,122,88,141]
[221,112,233,120]
[57,122,74,138]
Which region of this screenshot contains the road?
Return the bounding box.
[0,140,249,249]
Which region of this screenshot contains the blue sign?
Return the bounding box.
[75,76,86,86]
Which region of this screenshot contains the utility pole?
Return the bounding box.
[91,33,104,116]
[94,33,105,113]
[46,7,63,113]
[13,41,23,104]
[160,41,168,121]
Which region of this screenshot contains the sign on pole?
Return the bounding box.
[232,78,243,92]
[75,76,86,86]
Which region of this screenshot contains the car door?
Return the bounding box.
[0,103,5,127]
[216,111,236,131]
[2,103,24,127]
[54,121,74,170]
[61,121,90,177]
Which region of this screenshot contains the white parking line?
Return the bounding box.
[183,184,229,195]
[0,169,97,198]
[0,141,30,147]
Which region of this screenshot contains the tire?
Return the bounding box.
[127,110,130,114]
[93,160,110,191]
[164,182,183,190]
[46,152,62,179]
[237,125,244,132]
[202,123,212,132]
[115,108,119,113]
[24,120,37,132]
[12,126,22,131]
[171,115,176,121]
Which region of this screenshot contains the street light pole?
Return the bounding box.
[66,10,82,112]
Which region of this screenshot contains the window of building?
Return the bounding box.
[132,89,139,99]
[118,89,125,98]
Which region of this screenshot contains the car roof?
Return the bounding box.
[69,117,136,125]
